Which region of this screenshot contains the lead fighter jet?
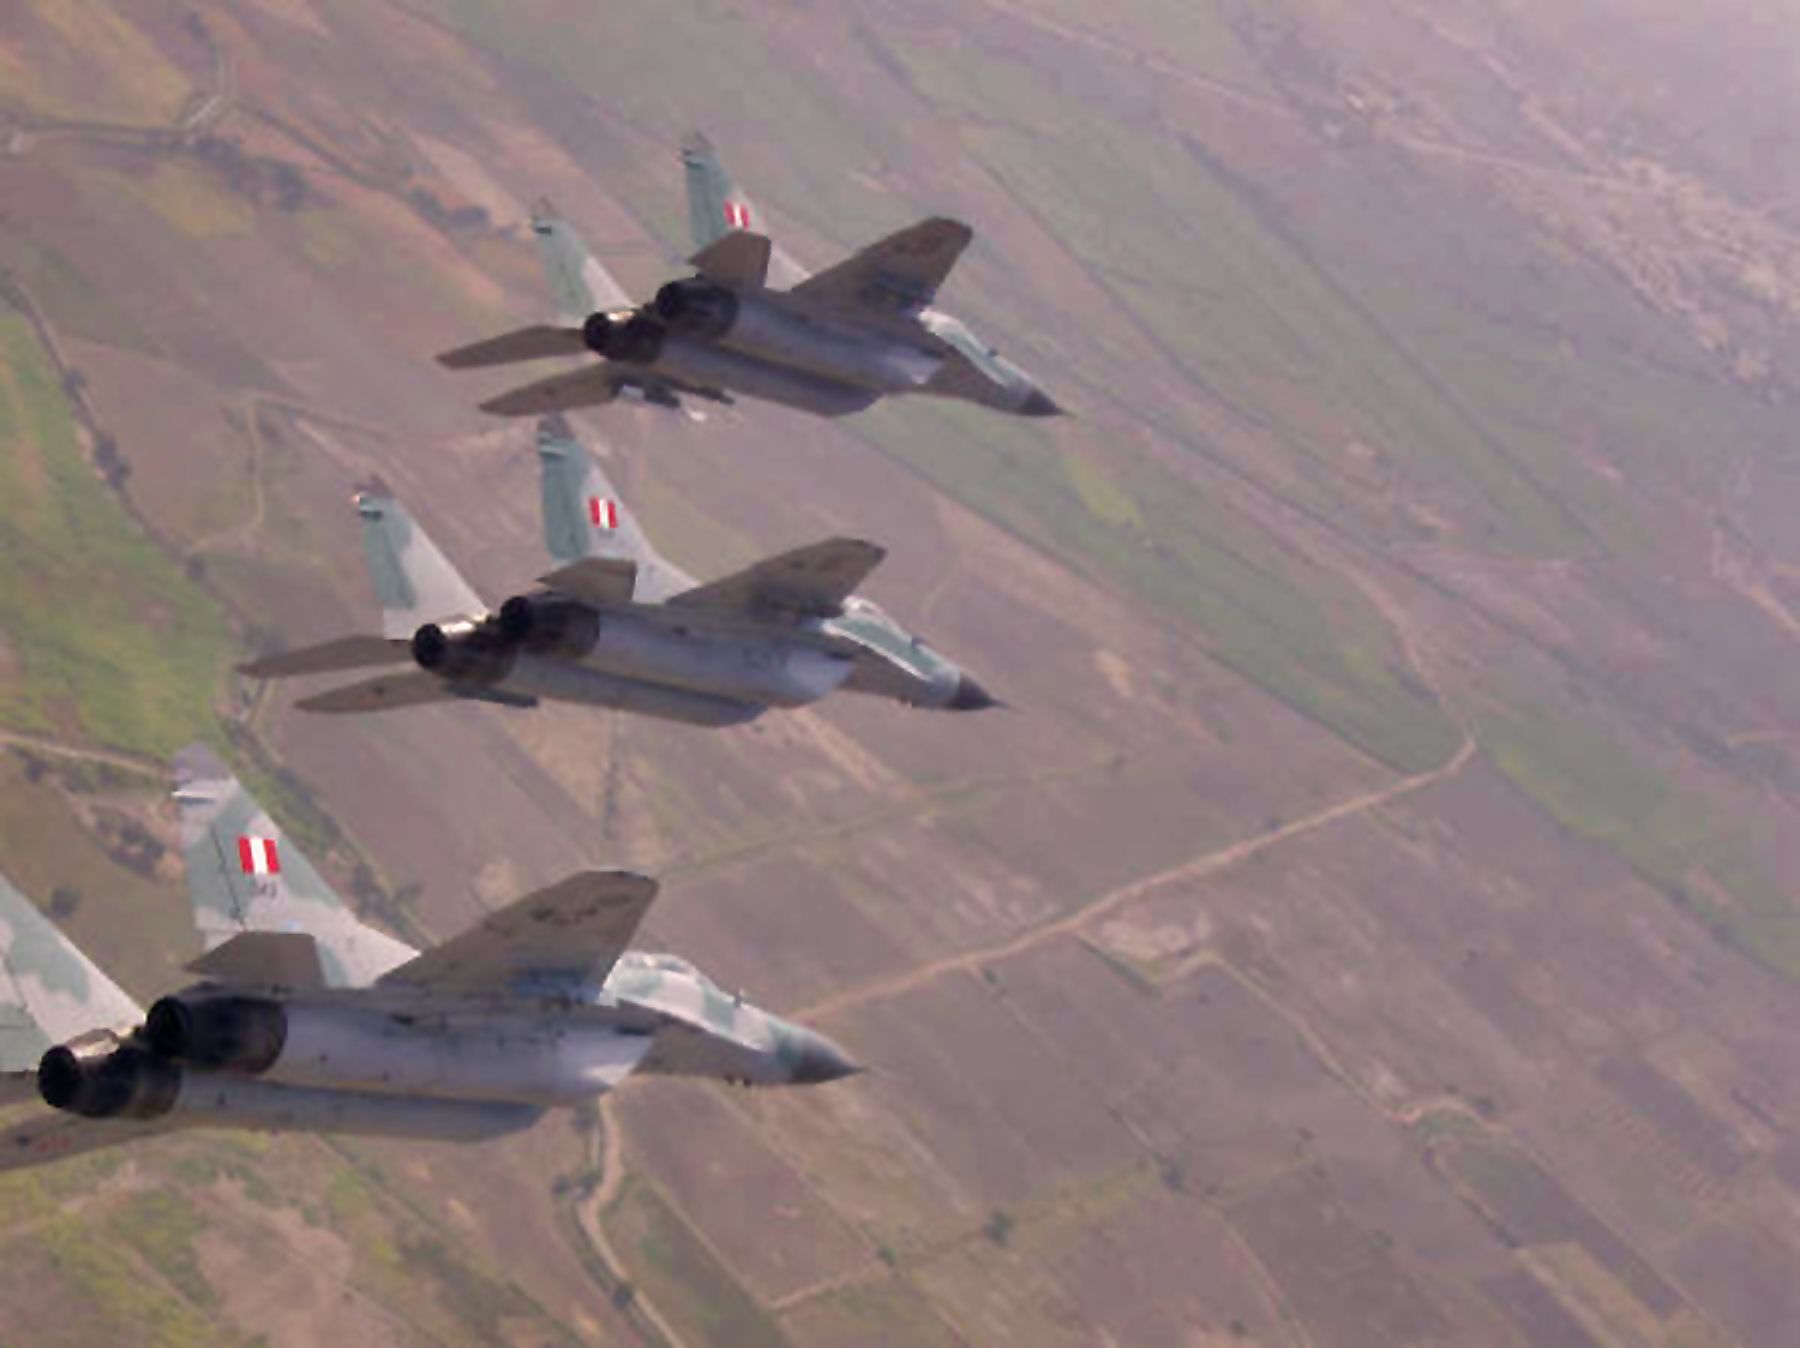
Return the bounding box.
[238,418,997,722]
[0,746,857,1172]
[439,132,1060,420]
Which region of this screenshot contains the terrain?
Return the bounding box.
[2,1,1800,1344]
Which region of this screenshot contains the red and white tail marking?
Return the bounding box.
[588,497,620,530]
[237,835,281,876]
[723,200,752,230]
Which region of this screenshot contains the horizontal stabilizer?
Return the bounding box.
[186,932,327,989]
[238,635,408,679]
[672,538,886,620]
[689,231,772,289]
[539,557,638,607]
[297,671,460,714]
[482,366,625,418]
[790,217,971,314]
[381,871,657,994]
[437,324,587,369]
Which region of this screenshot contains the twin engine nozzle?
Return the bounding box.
[410,596,599,682]
[38,995,287,1121]
[582,311,665,364]
[578,279,739,365]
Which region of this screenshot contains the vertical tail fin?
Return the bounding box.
[171,744,416,988]
[356,490,486,640]
[679,132,807,287]
[681,130,749,253]
[529,198,633,321]
[0,870,140,1072]
[535,417,692,601]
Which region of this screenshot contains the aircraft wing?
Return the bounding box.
[0,1111,175,1176]
[0,871,141,1075]
[378,871,657,994]
[669,538,885,620]
[788,218,972,316]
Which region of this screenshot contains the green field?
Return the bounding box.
[1480,704,1800,980]
[0,314,232,756]
[608,1175,791,1348]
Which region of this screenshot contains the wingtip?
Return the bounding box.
[170,740,230,784]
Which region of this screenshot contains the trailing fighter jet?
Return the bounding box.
[438,134,1060,420]
[236,418,997,722]
[0,745,857,1173]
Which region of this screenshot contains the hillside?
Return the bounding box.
[2,2,1800,1345]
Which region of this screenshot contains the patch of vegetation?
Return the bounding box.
[39,1214,215,1348]
[106,1190,215,1308]
[1481,706,1800,980]
[983,1207,1015,1246]
[94,158,258,241]
[0,2,192,127]
[804,1279,965,1347]
[855,399,1462,773]
[0,753,193,995]
[885,36,1591,556]
[0,314,232,757]
[398,1234,566,1346]
[324,1163,382,1234]
[1060,448,1144,529]
[438,0,896,244]
[612,1176,790,1348]
[0,230,159,354]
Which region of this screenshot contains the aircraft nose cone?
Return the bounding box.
[788,1029,862,1085]
[947,675,1000,712]
[1019,388,1062,417]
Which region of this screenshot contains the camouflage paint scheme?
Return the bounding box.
[238,419,996,722]
[436,134,1061,420]
[0,748,856,1173]
[0,872,139,1077]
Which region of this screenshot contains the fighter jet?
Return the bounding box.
[438,134,1060,420]
[0,745,857,1173]
[236,418,997,722]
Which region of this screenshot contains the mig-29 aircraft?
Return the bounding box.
[0,745,857,1172]
[439,133,1060,421]
[238,418,998,722]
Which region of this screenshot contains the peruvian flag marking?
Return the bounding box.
[237,835,281,876]
[588,496,620,530]
[723,200,752,230]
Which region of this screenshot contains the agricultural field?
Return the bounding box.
[3,0,1800,1344]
